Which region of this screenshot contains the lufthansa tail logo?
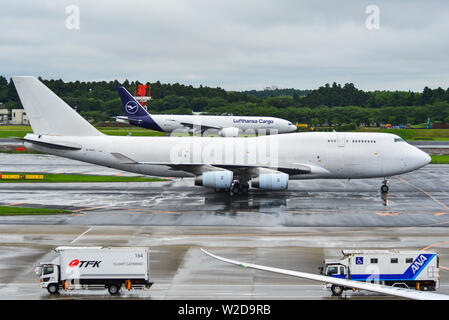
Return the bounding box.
[125,101,139,114]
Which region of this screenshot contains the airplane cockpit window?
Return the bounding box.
[394,138,404,142]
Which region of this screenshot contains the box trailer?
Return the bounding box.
[320,250,439,296]
[37,246,153,295]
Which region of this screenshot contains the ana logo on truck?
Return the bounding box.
[69,259,101,268]
[411,255,428,274]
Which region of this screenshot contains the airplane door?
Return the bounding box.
[337,134,345,147]
[334,134,345,175]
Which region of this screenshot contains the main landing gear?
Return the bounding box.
[229,180,249,196]
[381,178,390,193]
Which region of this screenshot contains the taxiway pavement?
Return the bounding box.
[1,154,449,299]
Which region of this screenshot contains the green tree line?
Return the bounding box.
[1,75,449,125]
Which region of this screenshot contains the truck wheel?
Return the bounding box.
[331,285,343,296]
[47,283,59,295]
[108,284,120,295]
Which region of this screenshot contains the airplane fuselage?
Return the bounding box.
[121,114,297,134]
[24,131,430,180]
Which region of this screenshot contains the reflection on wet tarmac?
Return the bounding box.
[1,154,449,227]
[381,193,389,207]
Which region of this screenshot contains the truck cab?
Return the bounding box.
[325,264,347,279]
[38,263,60,294]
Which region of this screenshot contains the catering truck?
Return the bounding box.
[320,250,439,296]
[37,246,153,295]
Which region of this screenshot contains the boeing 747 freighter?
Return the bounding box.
[12,76,430,195]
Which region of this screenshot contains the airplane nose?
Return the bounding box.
[416,149,431,168]
[424,152,431,165]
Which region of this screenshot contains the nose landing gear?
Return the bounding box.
[381,178,390,193]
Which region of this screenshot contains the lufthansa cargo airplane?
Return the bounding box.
[13,77,430,195]
[115,87,297,136]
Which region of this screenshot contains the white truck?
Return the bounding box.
[37,246,153,295]
[320,250,440,296]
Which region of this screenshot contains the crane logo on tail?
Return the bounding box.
[125,101,139,114]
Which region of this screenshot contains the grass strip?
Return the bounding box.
[0,206,71,215]
[430,155,449,164]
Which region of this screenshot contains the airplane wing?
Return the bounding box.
[179,122,221,131]
[109,153,312,176]
[115,116,143,124]
[201,249,449,300]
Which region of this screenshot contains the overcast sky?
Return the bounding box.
[1,0,448,91]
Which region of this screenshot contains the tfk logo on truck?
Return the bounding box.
[69,259,101,268]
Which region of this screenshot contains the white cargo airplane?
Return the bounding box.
[115,86,297,137]
[201,249,449,300]
[12,76,430,195]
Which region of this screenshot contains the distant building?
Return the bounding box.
[264,85,280,91]
[11,109,29,125]
[0,107,9,124]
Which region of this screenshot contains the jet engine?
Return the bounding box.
[218,127,240,137]
[194,170,233,189]
[251,172,289,190]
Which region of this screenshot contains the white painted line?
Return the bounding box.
[70,228,92,244]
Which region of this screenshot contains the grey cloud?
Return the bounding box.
[0,0,448,91]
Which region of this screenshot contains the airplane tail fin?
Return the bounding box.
[117,87,151,117]
[12,76,103,136]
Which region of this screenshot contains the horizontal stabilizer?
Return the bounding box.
[22,138,82,150]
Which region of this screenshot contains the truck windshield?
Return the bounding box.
[42,265,54,275]
[326,266,339,275]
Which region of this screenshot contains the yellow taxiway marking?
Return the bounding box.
[71,206,105,213]
[122,209,177,215]
[434,212,449,216]
[6,202,25,206]
[395,176,449,213]
[375,212,399,216]
[421,241,449,252]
